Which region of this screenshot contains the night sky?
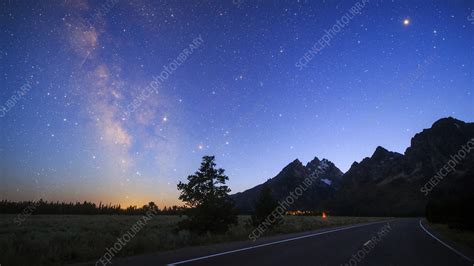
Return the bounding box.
[1,0,473,207]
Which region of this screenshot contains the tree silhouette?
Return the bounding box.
[251,185,281,228]
[177,155,237,234]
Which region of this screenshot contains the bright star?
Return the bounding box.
[403,19,410,26]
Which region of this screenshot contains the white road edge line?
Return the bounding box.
[418,219,473,262]
[167,220,391,265]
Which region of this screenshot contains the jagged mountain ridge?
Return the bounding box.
[231,117,474,216]
[231,157,343,213]
[331,117,474,216]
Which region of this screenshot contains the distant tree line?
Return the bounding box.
[0,200,185,215]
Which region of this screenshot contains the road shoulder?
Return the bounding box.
[419,219,474,263]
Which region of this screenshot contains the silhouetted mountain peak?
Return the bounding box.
[431,117,465,129]
[321,158,331,164]
[349,161,359,169]
[287,159,303,168]
[372,146,389,159]
[277,159,305,178]
[305,156,321,168]
[369,146,402,161]
[292,158,302,164]
[305,157,343,182]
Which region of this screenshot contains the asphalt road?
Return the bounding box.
[111,219,473,266]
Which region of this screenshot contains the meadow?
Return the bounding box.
[0,214,388,265]
[427,222,474,250]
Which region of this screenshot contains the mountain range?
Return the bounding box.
[231,117,474,219]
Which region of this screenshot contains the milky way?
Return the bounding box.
[1,0,473,206]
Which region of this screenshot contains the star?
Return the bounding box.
[2,0,471,218]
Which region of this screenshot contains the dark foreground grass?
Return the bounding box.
[0,214,388,265]
[427,222,474,250]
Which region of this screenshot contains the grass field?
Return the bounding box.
[0,214,388,265]
[427,222,474,250]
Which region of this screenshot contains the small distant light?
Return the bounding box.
[163,116,168,122]
[403,19,410,26]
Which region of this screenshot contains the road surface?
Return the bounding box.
[110,218,473,266]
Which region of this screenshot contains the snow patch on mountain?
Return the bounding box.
[321,178,332,186]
